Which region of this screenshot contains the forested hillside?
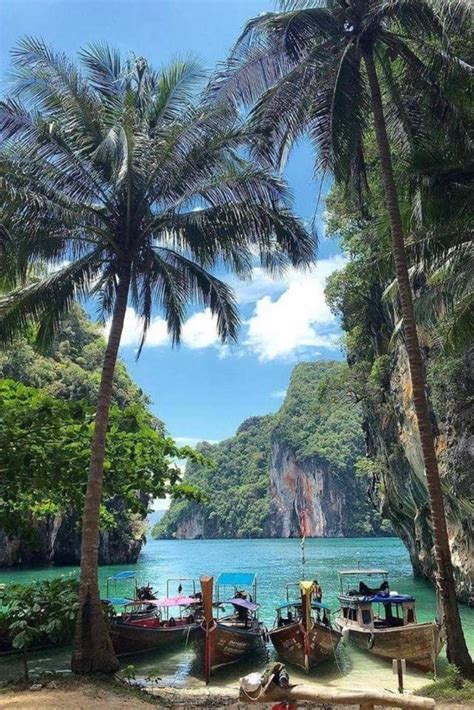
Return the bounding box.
[0,306,193,566]
[0,305,148,409]
[154,361,391,540]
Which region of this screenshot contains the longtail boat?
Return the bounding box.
[334,569,443,673]
[109,578,202,656]
[269,581,341,672]
[197,573,266,682]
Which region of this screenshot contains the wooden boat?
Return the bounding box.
[334,569,443,673]
[269,581,341,672]
[109,577,202,657]
[197,573,267,682]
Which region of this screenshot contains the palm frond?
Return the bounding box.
[0,251,105,348]
[152,248,240,345]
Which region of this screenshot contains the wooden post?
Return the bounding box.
[200,575,214,685]
[299,581,312,674]
[393,658,406,694]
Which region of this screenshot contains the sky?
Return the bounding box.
[0,0,345,452]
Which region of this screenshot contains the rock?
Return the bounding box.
[0,496,146,567]
[30,683,43,691]
[363,344,474,601]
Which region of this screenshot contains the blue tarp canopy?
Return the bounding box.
[217,572,256,587]
[107,571,136,581]
[102,597,134,606]
[277,600,331,611]
[359,594,414,604]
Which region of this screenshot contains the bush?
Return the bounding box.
[0,577,79,678]
[416,665,474,702]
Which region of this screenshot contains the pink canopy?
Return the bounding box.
[155,595,199,607]
[127,596,199,608]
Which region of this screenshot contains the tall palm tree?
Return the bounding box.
[209,0,473,675]
[0,39,313,673]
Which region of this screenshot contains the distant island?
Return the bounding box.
[154,361,393,541]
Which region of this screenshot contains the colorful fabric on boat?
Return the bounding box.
[226,597,260,611]
[155,596,199,607]
[102,597,134,606]
[217,572,256,587]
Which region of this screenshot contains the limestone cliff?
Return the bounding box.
[0,499,146,567]
[155,362,391,540]
[269,442,350,538]
[362,345,474,601]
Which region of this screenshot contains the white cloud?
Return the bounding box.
[103,255,346,361]
[226,268,287,305]
[104,307,169,348]
[271,389,287,399]
[181,308,220,350]
[244,255,345,361]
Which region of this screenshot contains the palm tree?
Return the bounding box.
[0,39,313,673]
[208,0,473,675]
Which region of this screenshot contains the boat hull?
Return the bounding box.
[195,621,266,671]
[110,619,199,657]
[335,619,443,672]
[269,621,341,671]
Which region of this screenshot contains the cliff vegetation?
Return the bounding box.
[324,140,474,599]
[0,306,199,566]
[154,361,392,540]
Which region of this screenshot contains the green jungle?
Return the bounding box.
[0,0,473,706]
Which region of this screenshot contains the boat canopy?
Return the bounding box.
[102,596,134,606]
[351,593,415,604]
[107,571,136,581]
[276,599,331,611]
[125,595,198,607]
[155,595,199,607]
[339,569,389,576]
[217,572,256,587]
[226,597,259,611]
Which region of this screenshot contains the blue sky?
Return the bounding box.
[1,0,345,448]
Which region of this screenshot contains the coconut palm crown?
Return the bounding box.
[0,38,314,673]
[206,0,473,677]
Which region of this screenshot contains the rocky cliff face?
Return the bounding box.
[0,498,146,567]
[155,362,391,540]
[363,345,474,601]
[269,441,346,537]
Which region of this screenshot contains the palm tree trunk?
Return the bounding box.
[71,263,131,674]
[363,49,473,678]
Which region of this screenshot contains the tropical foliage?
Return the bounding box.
[0,39,313,672]
[0,305,148,408]
[0,578,79,679]
[0,305,202,541]
[155,361,391,540]
[207,0,473,675]
[0,378,200,536]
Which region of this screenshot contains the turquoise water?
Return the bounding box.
[1,537,473,690]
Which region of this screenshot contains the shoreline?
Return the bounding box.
[1,674,473,709]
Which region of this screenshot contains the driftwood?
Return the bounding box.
[239,683,435,708]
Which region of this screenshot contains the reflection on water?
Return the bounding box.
[1,638,449,693]
[0,537,472,691]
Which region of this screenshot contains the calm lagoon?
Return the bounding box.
[1,536,473,690]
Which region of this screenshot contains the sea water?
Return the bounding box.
[1,537,473,691]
